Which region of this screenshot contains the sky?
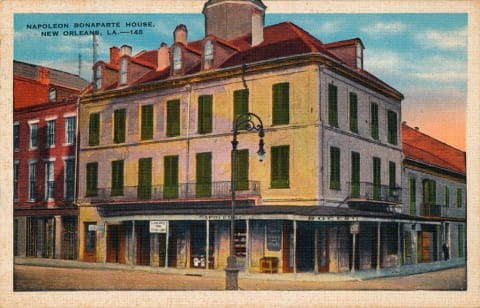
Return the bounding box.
[13,13,467,150]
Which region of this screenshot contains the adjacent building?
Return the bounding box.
[13,60,88,259]
[75,0,465,274]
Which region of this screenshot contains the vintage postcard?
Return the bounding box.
[1,0,479,307]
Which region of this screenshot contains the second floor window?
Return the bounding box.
[422,179,436,205]
[13,123,19,151]
[370,102,379,140]
[409,177,416,215]
[271,145,290,188]
[46,120,55,147]
[113,109,126,143]
[138,158,152,200]
[64,159,75,201]
[456,188,463,208]
[387,110,398,145]
[88,113,100,146]
[444,186,450,207]
[28,162,37,201]
[373,157,381,199]
[198,95,213,134]
[349,92,358,133]
[65,117,75,145]
[330,146,340,190]
[233,89,249,123]
[235,149,249,191]
[351,151,360,197]
[141,104,154,140]
[14,161,19,201]
[389,161,396,197]
[164,156,179,199]
[30,123,38,149]
[111,160,124,196]
[328,84,338,127]
[196,152,212,197]
[167,99,180,137]
[272,82,289,125]
[45,161,55,200]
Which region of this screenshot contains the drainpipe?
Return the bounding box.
[185,84,192,194]
[74,97,80,205]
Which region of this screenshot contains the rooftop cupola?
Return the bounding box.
[203,0,266,42]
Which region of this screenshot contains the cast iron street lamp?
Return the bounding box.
[225,112,265,290]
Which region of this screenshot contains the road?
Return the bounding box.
[14,265,466,291]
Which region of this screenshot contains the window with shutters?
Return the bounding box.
[233,89,249,129]
[456,188,462,208]
[444,186,450,208]
[166,99,180,137]
[330,147,340,190]
[113,109,126,143]
[387,110,398,145]
[141,104,154,140]
[65,117,76,145]
[86,162,98,197]
[88,113,100,146]
[14,123,19,151]
[46,120,55,147]
[272,83,289,125]
[64,158,75,201]
[111,160,124,196]
[371,102,379,140]
[271,145,289,188]
[28,161,37,201]
[389,161,396,197]
[196,152,212,197]
[328,84,338,127]
[29,122,38,149]
[138,158,152,200]
[349,92,358,133]
[409,177,416,215]
[45,161,55,200]
[14,161,19,201]
[164,156,179,199]
[351,151,360,197]
[235,149,249,191]
[373,157,381,200]
[458,224,464,257]
[198,95,213,134]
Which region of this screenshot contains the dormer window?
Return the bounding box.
[94,65,102,89]
[356,43,363,70]
[173,46,182,74]
[120,58,128,85]
[48,87,56,102]
[204,40,213,70]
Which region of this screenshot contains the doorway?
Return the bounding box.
[107,224,126,263]
[296,223,315,272]
[318,226,330,272]
[135,222,150,265]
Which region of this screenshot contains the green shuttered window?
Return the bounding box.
[349,92,358,133]
[444,186,450,207]
[198,95,213,134]
[458,224,464,257]
[457,188,462,208]
[271,145,289,188]
[330,147,340,190]
[233,89,249,128]
[272,83,289,125]
[328,84,338,127]
[111,160,124,196]
[167,99,180,137]
[141,104,154,140]
[138,158,152,200]
[409,177,416,215]
[113,109,126,143]
[86,162,98,197]
[235,149,249,191]
[164,156,179,199]
[373,157,381,200]
[196,152,212,197]
[88,113,100,146]
[388,110,398,145]
[371,103,379,140]
[389,161,396,197]
[351,151,360,197]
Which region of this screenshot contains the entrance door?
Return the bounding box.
[190,223,214,269]
[61,217,77,260]
[317,226,329,272]
[296,223,315,272]
[83,222,96,262]
[135,222,150,265]
[421,232,432,263]
[107,225,125,263]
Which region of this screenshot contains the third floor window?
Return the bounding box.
[328,84,338,127]
[370,102,379,140]
[29,123,38,149]
[141,105,154,140]
[113,109,126,143]
[198,95,213,134]
[46,120,55,147]
[387,110,398,145]
[65,117,75,145]
[272,82,289,125]
[88,113,100,146]
[349,92,358,133]
[167,99,180,137]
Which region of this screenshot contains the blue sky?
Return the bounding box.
[14,13,467,149]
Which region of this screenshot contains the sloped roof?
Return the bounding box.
[402,123,465,175]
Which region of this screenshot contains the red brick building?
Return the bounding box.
[14,60,88,259]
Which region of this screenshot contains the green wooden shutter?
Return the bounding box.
[457,188,462,208]
[233,89,249,130]
[409,177,416,215]
[444,186,450,207]
[458,224,464,257]
[113,109,126,143]
[373,157,381,200]
[272,83,289,125]
[88,113,100,146]
[198,95,213,134]
[388,110,398,144]
[167,99,180,137]
[271,146,289,188]
[164,156,179,198]
[111,160,124,196]
[351,151,360,197]
[371,103,379,140]
[235,149,249,191]
[137,158,152,200]
[86,162,98,197]
[328,84,338,127]
[329,147,340,190]
[349,92,358,133]
[196,152,212,197]
[389,161,396,198]
[141,104,154,140]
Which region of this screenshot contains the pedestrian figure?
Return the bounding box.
[442,243,450,260]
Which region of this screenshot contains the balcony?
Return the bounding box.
[347,182,402,203]
[81,181,261,204]
[421,203,444,217]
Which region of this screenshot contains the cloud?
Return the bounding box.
[360,21,407,35]
[318,20,345,34]
[416,27,467,50]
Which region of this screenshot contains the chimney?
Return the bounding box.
[110,46,120,65]
[251,8,264,46]
[174,24,188,45]
[38,67,49,84]
[120,44,132,56]
[157,42,170,71]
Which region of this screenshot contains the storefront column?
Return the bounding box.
[351,231,357,274]
[103,223,108,264]
[206,220,210,273]
[246,219,250,274]
[131,221,136,265]
[397,222,401,268]
[376,222,381,272]
[54,216,62,259]
[293,220,297,274]
[412,225,418,264]
[314,226,318,274]
[165,222,169,269]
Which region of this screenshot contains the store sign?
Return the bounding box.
[350,222,360,234]
[150,220,168,233]
[88,224,104,232]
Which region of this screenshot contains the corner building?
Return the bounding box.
[77,0,461,273]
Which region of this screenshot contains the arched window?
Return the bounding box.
[120,58,128,85]
[94,65,102,89]
[48,87,56,102]
[173,46,182,74]
[204,40,213,70]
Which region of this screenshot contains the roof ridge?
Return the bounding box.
[285,22,320,52]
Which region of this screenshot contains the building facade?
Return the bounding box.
[76,0,465,274]
[13,61,88,259]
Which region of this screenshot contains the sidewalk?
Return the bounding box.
[14,256,465,282]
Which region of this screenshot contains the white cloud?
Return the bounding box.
[416,27,467,50]
[318,20,345,34]
[360,21,407,35]
[363,49,402,73]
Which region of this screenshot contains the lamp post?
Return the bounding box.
[225,112,265,290]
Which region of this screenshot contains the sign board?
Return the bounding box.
[150,220,168,233]
[88,224,104,232]
[350,222,360,234]
[266,222,282,251]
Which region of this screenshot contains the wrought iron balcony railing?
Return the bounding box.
[81,180,261,203]
[420,203,444,217]
[347,181,402,203]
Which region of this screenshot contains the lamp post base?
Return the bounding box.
[225,255,239,290]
